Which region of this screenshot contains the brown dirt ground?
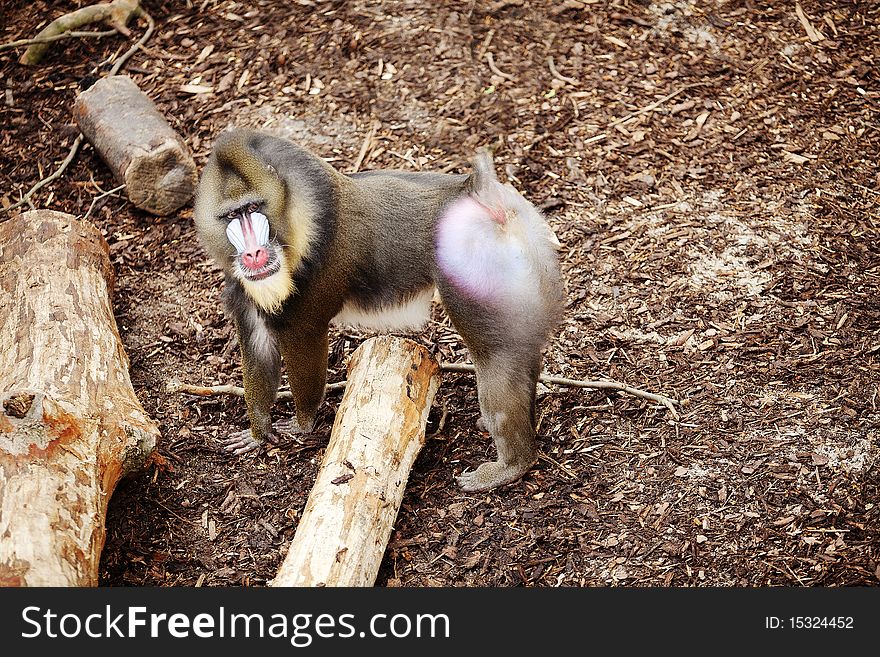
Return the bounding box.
[1,0,878,587]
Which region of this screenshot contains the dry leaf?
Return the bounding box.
[783,151,810,165]
[195,44,214,65]
[179,84,214,94]
[216,70,235,93]
[603,35,629,49]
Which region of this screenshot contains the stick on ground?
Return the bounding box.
[168,364,679,418]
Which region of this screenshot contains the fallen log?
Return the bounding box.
[0,210,158,586]
[19,0,142,66]
[272,336,440,587]
[73,75,197,216]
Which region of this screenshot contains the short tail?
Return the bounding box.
[468,148,500,195]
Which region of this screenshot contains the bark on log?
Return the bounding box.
[272,336,441,587]
[0,210,158,586]
[73,75,197,216]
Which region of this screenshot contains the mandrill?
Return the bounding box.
[193,128,563,491]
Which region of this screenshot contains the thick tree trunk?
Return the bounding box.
[73,75,197,216]
[272,336,441,587]
[0,210,158,586]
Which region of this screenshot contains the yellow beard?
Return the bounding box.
[238,254,295,315]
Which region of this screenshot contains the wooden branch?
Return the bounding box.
[164,380,347,399]
[168,364,679,418]
[74,74,197,216]
[440,363,679,418]
[540,374,678,418]
[271,336,440,587]
[20,0,141,65]
[0,30,116,53]
[0,210,159,586]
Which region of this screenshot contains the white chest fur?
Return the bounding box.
[332,288,434,332]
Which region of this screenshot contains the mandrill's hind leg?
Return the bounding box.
[439,283,544,491]
[456,351,542,491]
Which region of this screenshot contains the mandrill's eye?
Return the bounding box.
[247,202,259,213]
[226,210,237,221]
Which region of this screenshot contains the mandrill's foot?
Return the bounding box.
[274,417,316,436]
[223,418,315,455]
[456,457,536,492]
[222,429,277,455]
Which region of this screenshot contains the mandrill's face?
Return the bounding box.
[220,199,293,314]
[224,201,279,281]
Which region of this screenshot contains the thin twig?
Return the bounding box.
[167,362,679,419]
[428,400,449,438]
[538,453,579,480]
[475,28,495,61]
[2,134,84,215]
[0,29,117,52]
[540,373,680,419]
[607,82,706,128]
[165,380,347,399]
[108,10,154,76]
[0,12,154,219]
[440,362,679,418]
[350,119,380,173]
[547,56,578,85]
[82,183,126,220]
[485,52,514,80]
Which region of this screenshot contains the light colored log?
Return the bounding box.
[73,75,197,216]
[272,336,440,587]
[19,0,141,66]
[0,210,158,586]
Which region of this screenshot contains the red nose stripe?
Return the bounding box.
[239,214,269,271]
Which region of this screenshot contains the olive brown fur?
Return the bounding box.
[193,128,563,491]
